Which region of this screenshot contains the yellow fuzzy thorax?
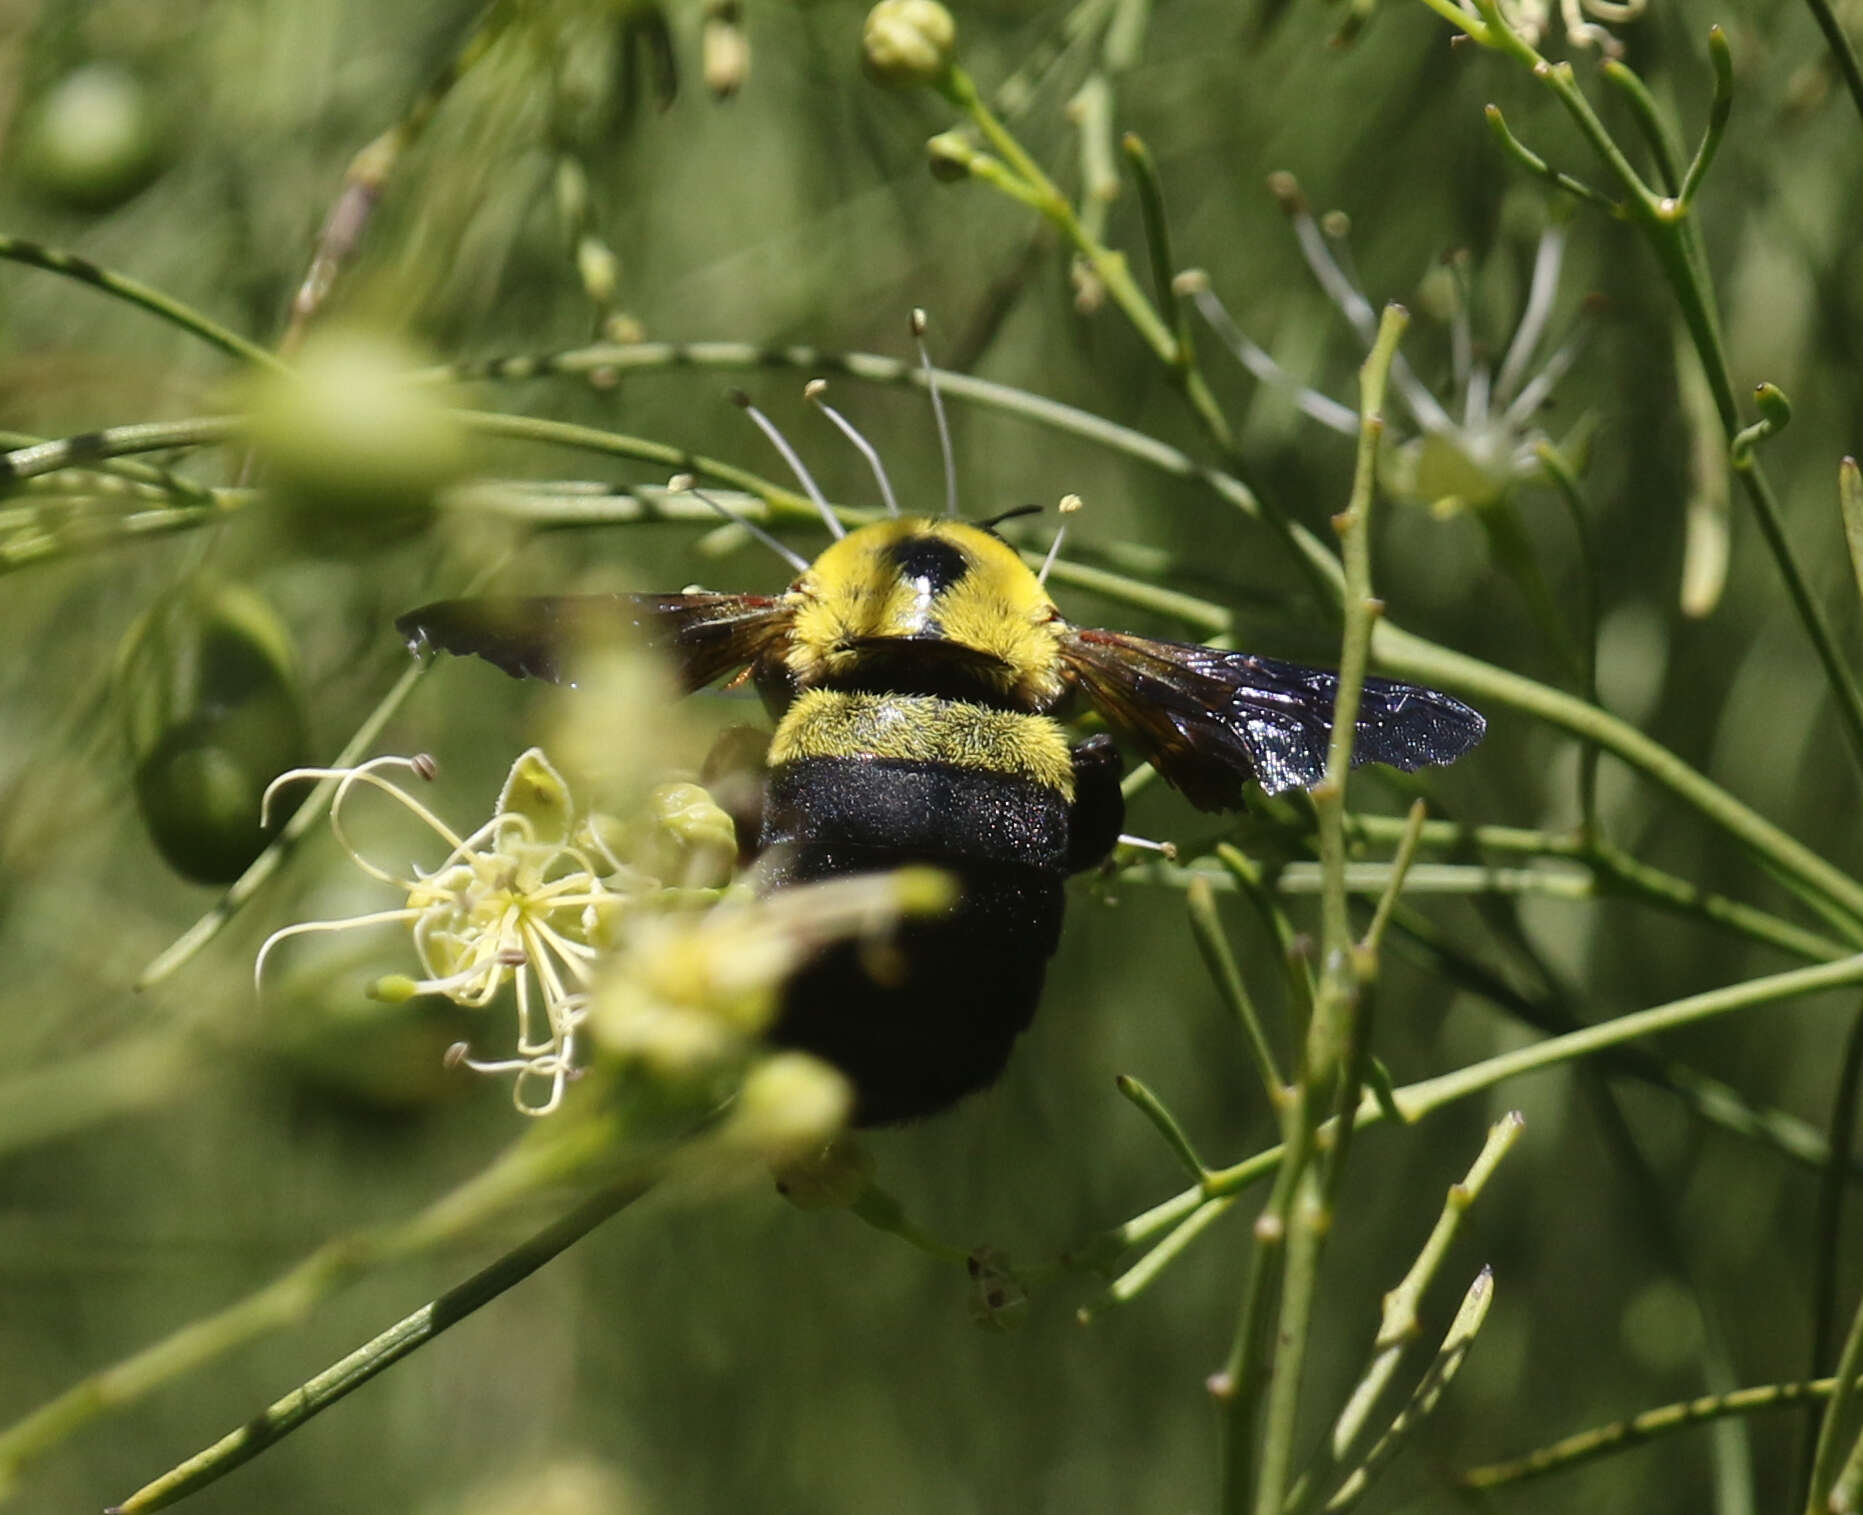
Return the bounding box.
[769,689,1075,797]
[782,518,1067,709]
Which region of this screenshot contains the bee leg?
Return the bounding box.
[1066,733,1125,873]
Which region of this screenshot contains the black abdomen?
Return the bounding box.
[759,753,1070,1125]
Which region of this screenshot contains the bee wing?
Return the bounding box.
[1059,627,1486,809]
[396,593,792,693]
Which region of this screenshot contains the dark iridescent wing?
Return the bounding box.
[396,593,792,693]
[1060,627,1486,809]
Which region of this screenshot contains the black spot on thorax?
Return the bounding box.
[886,535,969,593]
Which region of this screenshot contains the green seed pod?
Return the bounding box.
[19,64,165,212]
[117,582,311,883]
[862,0,956,89]
[248,330,465,551]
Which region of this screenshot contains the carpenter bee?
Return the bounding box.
[398,355,1484,1124]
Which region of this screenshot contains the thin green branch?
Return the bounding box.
[1802,0,1863,134]
[1810,1263,1863,1507]
[1305,1114,1522,1510]
[109,1169,654,1514]
[1227,1094,1317,1515]
[451,410,814,521]
[0,237,282,371]
[1449,6,1863,790]
[278,0,521,355]
[1600,59,1687,194]
[1839,458,1863,611]
[849,1184,972,1268]
[1804,1005,1863,1507]
[1532,441,1604,825]
[0,418,244,483]
[1371,621,1863,929]
[1080,1195,1233,1315]
[1466,1374,1863,1490]
[1313,304,1409,1062]
[1115,1074,1210,1181]
[1120,131,1194,366]
[1087,952,1863,1285]
[1186,876,1286,1103]
[1680,26,1733,206]
[1250,304,1409,1515]
[1324,1268,1494,1511]
[1361,800,1428,957]
[1215,844,1319,1038]
[0,1116,630,1496]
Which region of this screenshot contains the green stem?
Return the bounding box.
[1371,621,1863,929]
[1115,1074,1209,1181]
[1802,0,1863,134]
[1313,1114,1522,1506]
[1323,1268,1493,1510]
[1099,952,1863,1271]
[1601,59,1686,194]
[451,410,814,521]
[1455,6,1863,786]
[109,1168,654,1514]
[1465,1373,1863,1488]
[1680,27,1734,206]
[0,237,283,371]
[1810,1249,1863,1507]
[0,1118,625,1495]
[1803,1005,1863,1508]
[1120,131,1193,365]
[0,418,244,483]
[1186,875,1286,1103]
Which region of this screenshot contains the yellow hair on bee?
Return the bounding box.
[784,518,1066,708]
[769,689,1075,796]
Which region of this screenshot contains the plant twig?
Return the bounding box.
[1304,1113,1522,1509]
[1186,875,1286,1103]
[0,1117,631,1496]
[1323,1267,1494,1510]
[1802,0,1863,133]
[108,1168,655,1513]
[0,237,281,371]
[1465,1374,1863,1489]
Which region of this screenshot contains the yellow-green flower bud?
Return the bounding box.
[862,0,956,88]
[703,1,750,98]
[728,1052,852,1160]
[926,129,975,183]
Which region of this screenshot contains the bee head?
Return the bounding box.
[785,517,1066,709]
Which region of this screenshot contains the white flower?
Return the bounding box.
[257,749,654,1116]
[1181,178,1591,517]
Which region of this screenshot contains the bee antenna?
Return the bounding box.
[978,503,1043,530]
[730,389,845,540]
[667,473,809,574]
[911,308,958,519]
[806,379,900,518]
[1038,493,1082,585]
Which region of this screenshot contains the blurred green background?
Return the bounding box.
[3,0,1863,1511]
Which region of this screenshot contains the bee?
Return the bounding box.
[398,346,1484,1124]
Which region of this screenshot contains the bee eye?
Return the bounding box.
[887,535,968,592]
